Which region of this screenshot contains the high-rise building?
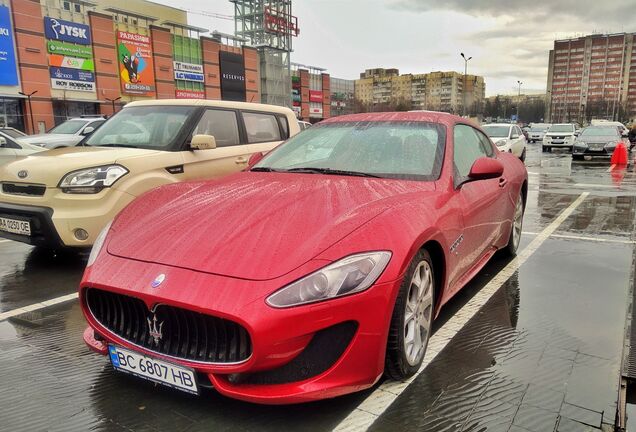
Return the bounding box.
[546,33,636,123]
[354,68,485,114]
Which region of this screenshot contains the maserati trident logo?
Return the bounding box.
[147,314,163,345]
[17,170,28,179]
[151,274,165,288]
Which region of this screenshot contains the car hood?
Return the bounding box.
[17,134,81,146]
[107,172,437,281]
[575,135,618,143]
[0,146,161,186]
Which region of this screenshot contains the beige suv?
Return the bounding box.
[0,100,299,248]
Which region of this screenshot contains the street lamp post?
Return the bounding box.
[105,97,122,116]
[516,80,522,122]
[18,90,38,134]
[460,52,472,117]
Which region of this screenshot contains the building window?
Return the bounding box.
[63,1,70,10]
[74,3,81,12]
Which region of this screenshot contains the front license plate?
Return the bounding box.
[108,345,199,395]
[552,141,564,144]
[0,216,31,236]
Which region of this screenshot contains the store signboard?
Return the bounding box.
[47,40,92,59]
[0,6,18,86]
[219,51,246,102]
[309,90,323,103]
[49,54,94,71]
[49,66,95,92]
[174,70,204,82]
[309,107,323,115]
[117,31,156,96]
[174,61,203,74]
[175,89,205,99]
[44,17,91,45]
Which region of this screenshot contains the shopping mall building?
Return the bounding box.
[0,0,260,133]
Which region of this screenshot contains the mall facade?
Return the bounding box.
[0,0,259,133]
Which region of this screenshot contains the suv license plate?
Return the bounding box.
[0,217,31,236]
[108,345,199,395]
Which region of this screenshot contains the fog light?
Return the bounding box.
[74,228,89,241]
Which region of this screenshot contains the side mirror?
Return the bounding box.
[468,157,504,181]
[82,126,95,136]
[0,137,6,147]
[622,131,629,138]
[190,134,216,150]
[248,152,265,168]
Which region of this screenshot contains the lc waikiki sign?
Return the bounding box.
[117,31,156,97]
[0,6,19,86]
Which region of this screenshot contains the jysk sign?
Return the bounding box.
[219,51,246,102]
[0,6,18,86]
[50,67,95,92]
[44,17,91,45]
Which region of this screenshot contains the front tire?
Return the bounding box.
[385,250,435,380]
[504,193,525,256]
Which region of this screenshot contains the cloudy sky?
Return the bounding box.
[154,0,634,96]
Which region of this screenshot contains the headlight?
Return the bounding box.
[87,220,112,266]
[266,251,392,308]
[495,140,507,147]
[36,143,48,147]
[59,165,128,194]
[605,141,618,149]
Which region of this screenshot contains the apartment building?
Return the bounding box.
[354,68,485,114]
[546,33,636,122]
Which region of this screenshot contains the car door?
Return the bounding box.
[511,126,523,156]
[180,109,255,181]
[0,136,18,165]
[450,124,506,290]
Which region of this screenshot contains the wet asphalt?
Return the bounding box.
[0,143,635,432]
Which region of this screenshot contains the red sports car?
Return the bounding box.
[80,112,527,404]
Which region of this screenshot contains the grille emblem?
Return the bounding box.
[147,314,163,345]
[17,170,28,179]
[151,274,165,288]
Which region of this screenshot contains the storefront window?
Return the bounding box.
[0,97,25,132]
[52,101,99,125]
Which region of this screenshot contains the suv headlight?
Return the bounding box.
[495,139,507,147]
[605,141,618,150]
[266,251,392,308]
[59,165,128,194]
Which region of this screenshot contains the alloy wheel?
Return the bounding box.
[404,261,434,366]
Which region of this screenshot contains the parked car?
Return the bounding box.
[572,125,628,161]
[0,100,299,248]
[591,119,629,138]
[80,111,528,404]
[298,120,312,131]
[482,123,527,161]
[0,132,45,165]
[527,123,550,143]
[542,123,576,152]
[16,116,106,149]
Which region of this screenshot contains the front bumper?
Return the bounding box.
[80,253,400,404]
[0,187,135,247]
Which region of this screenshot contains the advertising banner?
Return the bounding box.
[173,61,203,74]
[117,31,156,97]
[219,51,246,102]
[309,90,323,103]
[0,6,18,86]
[47,40,92,59]
[49,66,95,92]
[174,70,204,82]
[44,17,91,45]
[175,89,205,99]
[49,54,94,71]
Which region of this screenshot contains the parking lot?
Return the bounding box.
[0,143,634,432]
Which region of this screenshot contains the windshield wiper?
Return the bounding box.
[285,167,381,178]
[250,167,286,173]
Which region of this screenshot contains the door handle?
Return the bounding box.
[235,157,248,164]
[499,177,508,188]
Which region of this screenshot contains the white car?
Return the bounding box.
[543,123,576,152]
[482,123,527,161]
[17,116,106,149]
[527,124,550,143]
[298,120,312,131]
[0,131,45,165]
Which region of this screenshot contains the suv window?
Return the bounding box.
[243,112,282,143]
[454,124,492,179]
[0,134,19,149]
[277,115,290,139]
[193,109,240,147]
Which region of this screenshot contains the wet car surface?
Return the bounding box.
[0,143,634,431]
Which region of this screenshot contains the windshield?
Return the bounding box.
[84,106,195,149]
[530,127,546,132]
[1,129,24,139]
[254,121,446,181]
[482,126,510,138]
[48,120,89,135]
[580,127,619,137]
[548,124,575,133]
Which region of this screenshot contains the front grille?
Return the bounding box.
[2,182,46,196]
[86,288,252,364]
[552,136,565,140]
